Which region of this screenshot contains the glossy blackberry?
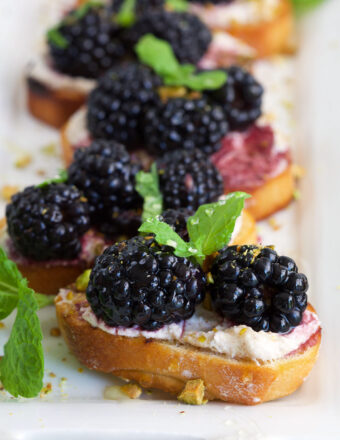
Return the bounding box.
[86,236,206,330]
[48,5,125,79]
[87,63,162,148]
[144,97,228,155]
[210,245,309,333]
[6,184,90,261]
[123,10,211,64]
[206,66,263,131]
[67,139,142,238]
[157,149,224,211]
[110,0,165,15]
[159,208,194,241]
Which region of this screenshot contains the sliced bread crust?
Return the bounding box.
[56,293,321,405]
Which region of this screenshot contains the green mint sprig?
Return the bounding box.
[47,1,103,48]
[46,28,68,49]
[291,0,326,14]
[116,0,137,27]
[135,34,227,91]
[0,248,54,397]
[166,0,189,12]
[37,169,68,188]
[139,191,250,266]
[135,163,163,221]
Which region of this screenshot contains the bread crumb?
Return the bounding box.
[0,218,5,231]
[104,383,142,400]
[49,372,56,378]
[36,169,46,177]
[1,185,19,201]
[62,357,67,362]
[177,379,207,405]
[50,327,61,337]
[78,368,84,373]
[268,217,281,231]
[0,322,5,329]
[15,154,32,169]
[121,383,142,399]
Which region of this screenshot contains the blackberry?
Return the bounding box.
[87,63,162,148]
[210,245,309,333]
[48,4,125,79]
[86,236,206,330]
[6,184,90,261]
[67,139,142,238]
[123,10,211,64]
[159,208,194,241]
[144,97,229,155]
[157,149,224,211]
[206,66,263,131]
[110,0,165,15]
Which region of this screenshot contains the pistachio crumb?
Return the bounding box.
[239,327,247,335]
[15,154,32,169]
[178,379,207,405]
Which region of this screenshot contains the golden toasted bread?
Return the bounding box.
[56,292,320,405]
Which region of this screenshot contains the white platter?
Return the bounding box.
[0,0,340,438]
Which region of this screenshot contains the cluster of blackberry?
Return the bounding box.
[48,2,212,79]
[87,236,207,330]
[87,63,262,156]
[210,245,308,333]
[6,140,142,262]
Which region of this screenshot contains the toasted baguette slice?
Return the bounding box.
[19,263,86,296]
[27,77,87,129]
[56,293,320,405]
[191,0,295,58]
[240,164,295,221]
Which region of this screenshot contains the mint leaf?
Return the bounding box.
[0,247,54,320]
[135,34,182,80]
[182,70,227,91]
[139,217,199,259]
[291,0,325,13]
[0,283,44,398]
[64,0,103,24]
[136,163,163,221]
[187,192,250,256]
[135,35,227,91]
[37,169,67,188]
[166,0,189,11]
[116,0,137,27]
[46,28,68,49]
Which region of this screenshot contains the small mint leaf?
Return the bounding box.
[291,0,325,14]
[46,28,68,49]
[0,247,53,320]
[65,1,103,23]
[183,70,227,91]
[116,0,137,27]
[0,282,44,398]
[135,35,227,91]
[37,169,68,188]
[135,34,183,80]
[187,192,250,256]
[136,163,163,221]
[165,0,189,12]
[138,218,200,259]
